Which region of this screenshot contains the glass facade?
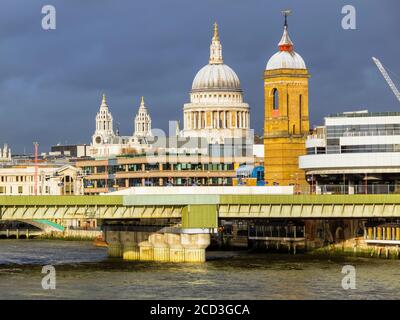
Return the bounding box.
[341,144,400,153]
[327,124,400,138]
[307,114,400,155]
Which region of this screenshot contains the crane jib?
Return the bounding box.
[372,57,400,104]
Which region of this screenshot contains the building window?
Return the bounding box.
[128,164,141,172]
[144,164,159,171]
[272,89,279,110]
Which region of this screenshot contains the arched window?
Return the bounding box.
[272,89,279,110]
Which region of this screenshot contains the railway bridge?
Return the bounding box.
[1,189,400,262]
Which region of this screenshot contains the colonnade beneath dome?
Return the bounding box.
[184,110,249,130]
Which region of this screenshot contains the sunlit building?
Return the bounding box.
[0,164,83,195]
[76,154,252,194]
[299,110,400,194]
[263,17,310,187]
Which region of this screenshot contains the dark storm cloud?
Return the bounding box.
[0,0,398,152]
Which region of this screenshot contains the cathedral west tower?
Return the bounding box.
[92,94,115,146]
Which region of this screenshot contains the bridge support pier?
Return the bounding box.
[166,233,185,263]
[105,230,211,263]
[181,233,210,263]
[107,231,122,258]
[139,241,154,261]
[120,231,140,261]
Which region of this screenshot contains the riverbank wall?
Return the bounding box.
[37,229,102,241]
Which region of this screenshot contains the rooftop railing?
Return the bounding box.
[328,111,400,118]
[308,184,400,195]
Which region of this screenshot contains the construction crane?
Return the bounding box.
[372,57,400,104]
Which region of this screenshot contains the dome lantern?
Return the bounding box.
[209,22,223,64]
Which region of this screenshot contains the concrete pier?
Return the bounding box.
[105,230,211,263]
[106,231,122,258]
[120,231,140,261]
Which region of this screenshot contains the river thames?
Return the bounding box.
[0,240,400,299]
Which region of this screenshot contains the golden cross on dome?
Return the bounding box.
[213,22,219,40]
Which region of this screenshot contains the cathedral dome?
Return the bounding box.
[183,23,251,144]
[191,22,242,92]
[192,64,241,92]
[266,24,306,71]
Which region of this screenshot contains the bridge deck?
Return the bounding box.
[1,195,400,227]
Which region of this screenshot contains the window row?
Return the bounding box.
[327,124,400,138]
[0,175,36,183]
[306,144,400,154]
[0,185,49,195]
[85,177,233,188]
[84,163,235,174]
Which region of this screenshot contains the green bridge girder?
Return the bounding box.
[1,195,400,228]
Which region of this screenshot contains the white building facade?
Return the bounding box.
[0,164,83,195]
[299,110,400,194]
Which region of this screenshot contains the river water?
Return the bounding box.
[0,239,399,300]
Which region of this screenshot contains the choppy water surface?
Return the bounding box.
[0,240,399,299]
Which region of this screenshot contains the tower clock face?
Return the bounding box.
[95,136,102,144]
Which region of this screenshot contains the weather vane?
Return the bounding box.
[281,9,292,27]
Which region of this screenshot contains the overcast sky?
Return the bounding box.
[0,0,399,153]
